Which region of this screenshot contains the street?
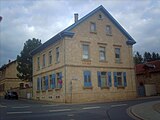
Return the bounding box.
[0,97,160,120]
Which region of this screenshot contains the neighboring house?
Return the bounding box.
[0,60,28,96]
[31,5,136,103]
[136,60,160,96]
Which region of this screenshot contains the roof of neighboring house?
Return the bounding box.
[0,60,16,71]
[30,5,136,56]
[136,60,160,75]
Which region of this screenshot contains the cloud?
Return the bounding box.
[0,0,160,67]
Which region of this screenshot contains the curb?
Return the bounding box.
[127,107,144,120]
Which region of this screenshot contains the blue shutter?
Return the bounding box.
[59,72,62,88]
[123,72,127,87]
[51,74,55,89]
[97,72,101,87]
[41,77,43,90]
[114,72,118,87]
[108,72,112,87]
[45,76,48,90]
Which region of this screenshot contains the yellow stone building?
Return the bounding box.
[31,5,137,103]
[0,60,26,96]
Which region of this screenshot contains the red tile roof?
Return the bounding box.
[136,60,160,74]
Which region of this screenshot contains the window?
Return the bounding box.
[115,48,121,63]
[90,22,96,32]
[106,25,112,35]
[56,72,62,89]
[99,47,106,61]
[41,76,48,90]
[83,71,92,87]
[82,45,89,60]
[114,72,127,87]
[56,47,59,63]
[37,77,41,90]
[37,57,40,70]
[42,54,46,67]
[98,14,102,19]
[50,74,55,89]
[97,72,112,87]
[48,51,52,65]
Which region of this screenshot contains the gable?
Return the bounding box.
[31,5,136,56]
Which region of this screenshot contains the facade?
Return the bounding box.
[31,5,136,103]
[136,60,160,96]
[0,60,27,96]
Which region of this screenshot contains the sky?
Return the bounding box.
[0,0,160,67]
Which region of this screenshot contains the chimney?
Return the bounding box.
[8,60,11,63]
[74,13,78,23]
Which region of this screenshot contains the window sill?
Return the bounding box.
[36,91,40,93]
[83,86,93,89]
[100,86,110,89]
[55,88,61,91]
[99,60,108,63]
[48,89,53,92]
[90,31,97,34]
[48,64,52,67]
[117,86,125,89]
[42,90,46,92]
[106,33,112,36]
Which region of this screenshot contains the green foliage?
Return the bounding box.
[134,51,160,64]
[17,38,42,81]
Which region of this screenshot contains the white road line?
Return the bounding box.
[82,106,101,110]
[7,111,32,115]
[49,109,71,112]
[0,104,7,108]
[111,104,127,107]
[42,104,59,107]
[12,106,30,109]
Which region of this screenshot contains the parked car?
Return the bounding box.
[4,91,18,100]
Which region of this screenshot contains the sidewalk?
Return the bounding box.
[129,100,160,120]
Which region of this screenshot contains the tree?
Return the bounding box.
[17,38,42,82]
[134,52,143,64]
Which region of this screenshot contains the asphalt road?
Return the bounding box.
[0,96,160,120]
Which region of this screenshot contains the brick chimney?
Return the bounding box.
[74,13,78,23]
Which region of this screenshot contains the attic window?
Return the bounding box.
[98,14,103,19]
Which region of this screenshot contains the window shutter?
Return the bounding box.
[37,77,40,90]
[114,72,118,87]
[84,71,91,87]
[41,77,43,90]
[45,76,48,90]
[84,71,88,86]
[97,72,101,87]
[51,74,55,89]
[108,72,112,87]
[123,72,127,87]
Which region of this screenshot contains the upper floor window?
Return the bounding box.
[98,14,103,19]
[83,71,92,87]
[106,25,112,35]
[42,54,46,67]
[90,22,96,32]
[48,50,52,65]
[82,44,89,60]
[115,48,121,63]
[37,57,40,70]
[56,47,59,63]
[99,47,106,61]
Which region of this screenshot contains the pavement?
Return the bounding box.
[128,100,160,120]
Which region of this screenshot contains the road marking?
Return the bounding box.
[82,106,100,110]
[0,104,7,108]
[7,111,32,114]
[12,106,30,109]
[111,104,127,107]
[42,104,59,107]
[49,109,71,112]
[68,114,74,117]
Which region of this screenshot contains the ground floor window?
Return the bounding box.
[114,72,127,87]
[56,72,62,88]
[83,71,92,87]
[97,72,112,87]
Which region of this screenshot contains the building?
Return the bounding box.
[31,5,136,103]
[136,60,160,96]
[0,60,28,96]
